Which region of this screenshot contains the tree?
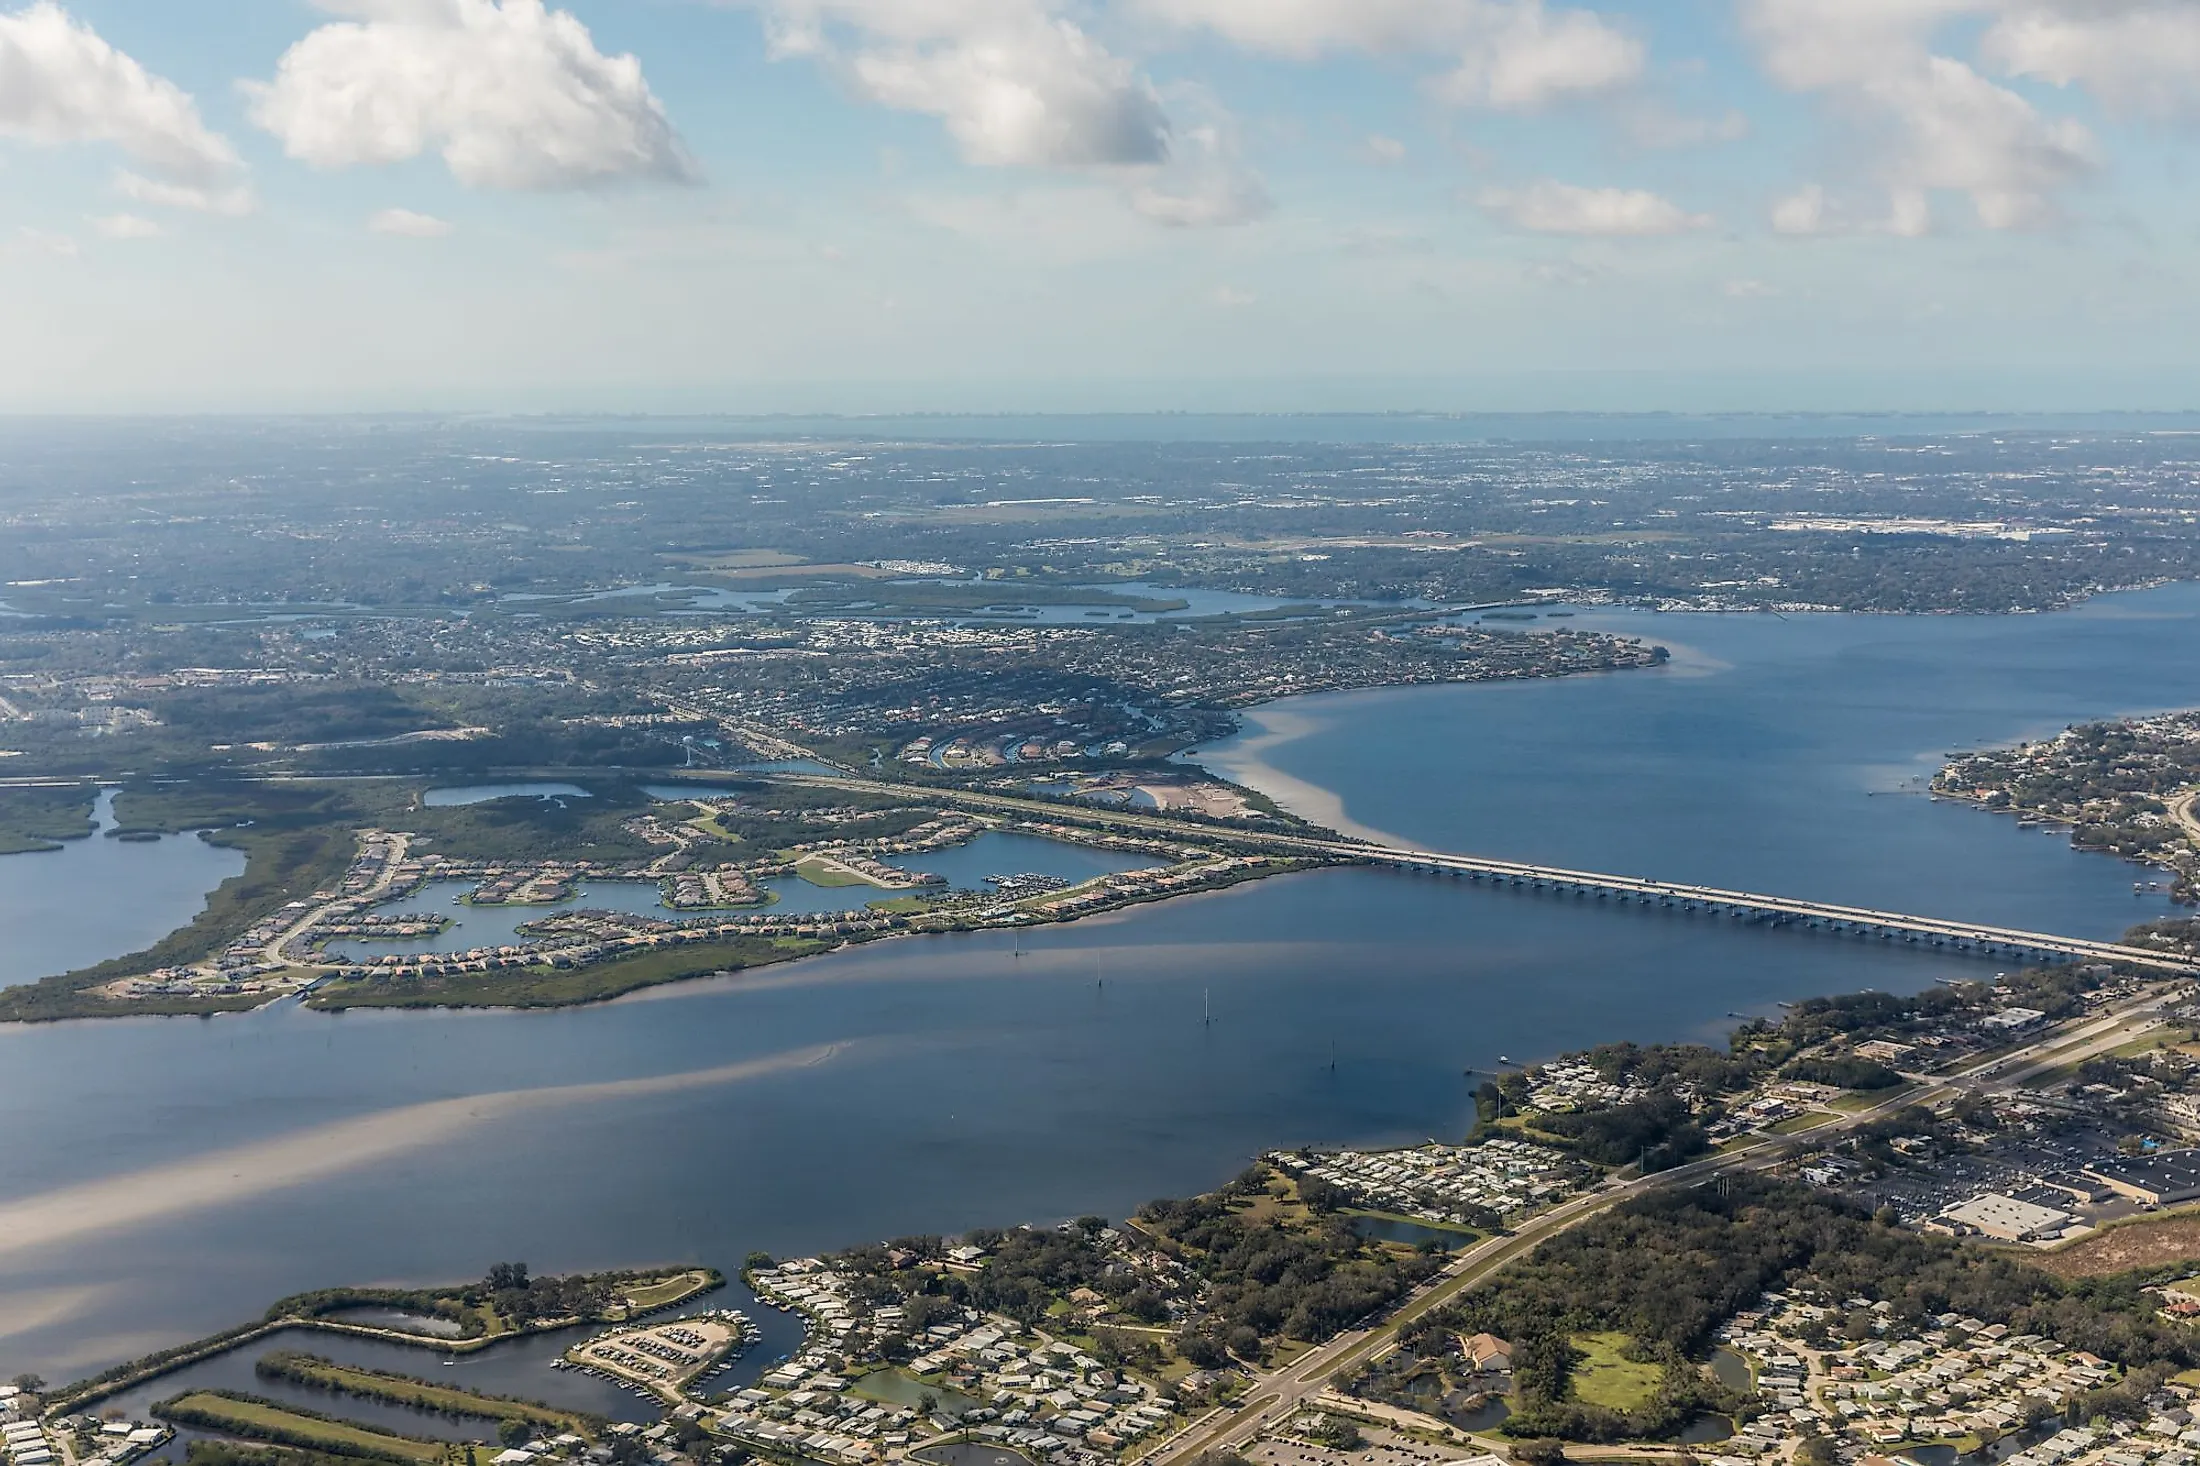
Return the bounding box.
[497,1420,532,1448]
[918,1392,940,1417]
[11,1374,45,1394]
[1796,1435,1839,1466]
[485,1262,530,1293]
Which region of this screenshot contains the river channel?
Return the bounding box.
[1,585,2197,1379]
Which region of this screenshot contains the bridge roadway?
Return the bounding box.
[764,771,2200,976]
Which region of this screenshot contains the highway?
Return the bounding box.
[762,772,2200,977]
[1138,980,2184,1466]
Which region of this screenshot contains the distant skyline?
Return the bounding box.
[4,0,2200,413]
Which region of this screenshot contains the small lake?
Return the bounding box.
[1349,1215,1475,1250]
[1709,1347,1752,1391]
[852,1369,981,1417]
[321,1306,465,1337]
[423,784,595,807]
[0,791,247,990]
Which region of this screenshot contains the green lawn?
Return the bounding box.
[1766,1111,1842,1135]
[1829,1089,1906,1113]
[160,1392,444,1463]
[1571,1333,1664,1412]
[621,1271,711,1312]
[793,857,872,888]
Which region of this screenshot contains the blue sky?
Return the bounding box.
[3,0,2199,413]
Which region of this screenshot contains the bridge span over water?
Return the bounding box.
[763,772,2199,977]
[1314,839,2198,975]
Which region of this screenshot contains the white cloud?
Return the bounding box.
[1206,284,1256,307]
[1737,0,2095,232]
[1364,133,1407,163]
[1130,114,1269,226]
[1429,3,1643,110]
[246,0,693,190]
[1984,2,2200,123]
[753,0,1167,167]
[114,169,256,216]
[1724,277,1780,298]
[89,211,162,239]
[1770,182,1832,235]
[368,206,454,236]
[0,2,241,183]
[1479,180,1709,235]
[1134,0,1643,110]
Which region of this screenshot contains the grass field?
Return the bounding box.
[792,857,873,888]
[619,1271,713,1312]
[1766,1111,1842,1136]
[2035,1206,2200,1277]
[1570,1333,1664,1412]
[160,1392,443,1463]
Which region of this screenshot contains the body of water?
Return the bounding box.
[0,791,247,990]
[1196,582,2200,939]
[80,1280,808,1455]
[1,585,2198,1380]
[423,784,595,808]
[324,834,1161,956]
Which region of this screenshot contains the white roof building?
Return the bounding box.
[1943,1193,2072,1242]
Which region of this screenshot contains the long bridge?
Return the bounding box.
[762,771,2200,976]
[1313,840,2198,974]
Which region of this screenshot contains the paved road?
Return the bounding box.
[2173,790,2200,849]
[761,773,2198,976]
[265,831,410,967]
[1140,983,2184,1466]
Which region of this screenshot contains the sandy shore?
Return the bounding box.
[1194,703,1416,847]
[0,1043,847,1261]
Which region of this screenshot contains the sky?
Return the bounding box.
[3,0,2200,414]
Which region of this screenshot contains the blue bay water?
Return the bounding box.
[0,792,246,990]
[1,585,2197,1380]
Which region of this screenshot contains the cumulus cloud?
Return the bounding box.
[1984,2,2200,123]
[754,0,1167,167]
[1770,182,1832,235]
[1134,0,1643,110]
[246,0,693,190]
[368,206,454,236]
[1738,0,2095,232]
[1479,179,1709,235]
[0,2,243,190]
[745,2,1271,228]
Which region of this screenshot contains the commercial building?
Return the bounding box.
[1941,1193,2073,1242]
[2082,1150,2200,1206]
